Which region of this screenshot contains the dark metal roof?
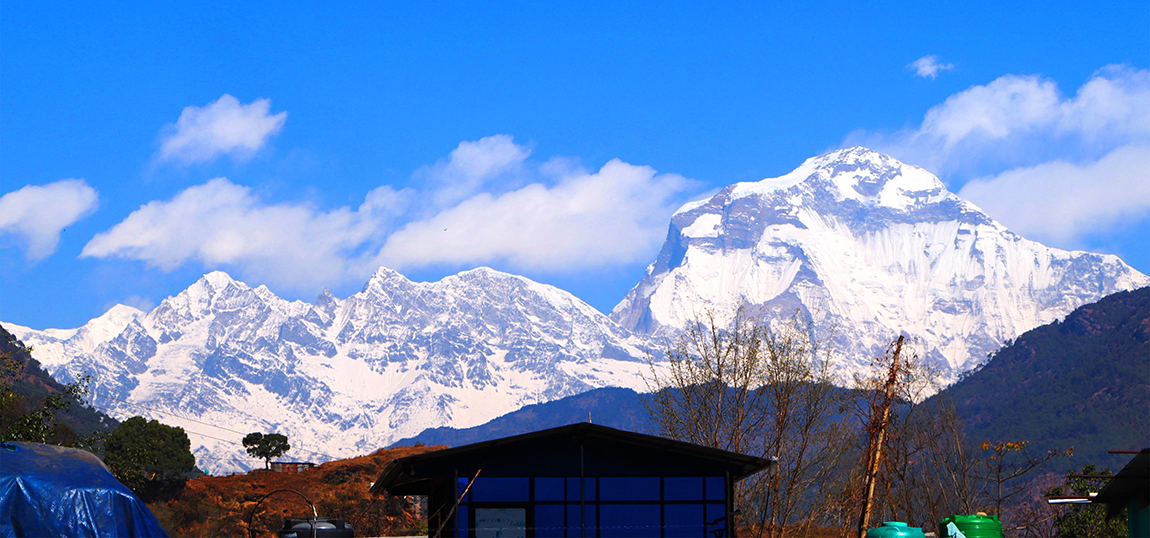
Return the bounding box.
[1093,448,1149,519]
[370,422,775,496]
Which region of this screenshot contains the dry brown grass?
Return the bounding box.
[147,444,442,537]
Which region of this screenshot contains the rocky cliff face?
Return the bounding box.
[6,268,653,474]
[611,147,1150,378]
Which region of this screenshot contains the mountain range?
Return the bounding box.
[4,146,1147,474]
[398,287,1150,474]
[5,268,652,473]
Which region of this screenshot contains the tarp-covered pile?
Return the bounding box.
[0,441,168,537]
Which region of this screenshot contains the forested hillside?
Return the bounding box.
[0,324,118,444]
[935,286,1149,472]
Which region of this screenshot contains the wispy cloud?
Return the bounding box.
[850,65,1150,177]
[848,64,1150,250]
[909,55,954,79]
[83,135,699,289]
[415,134,531,208]
[157,94,287,165]
[958,145,1150,246]
[81,178,409,292]
[0,179,98,261]
[377,157,694,271]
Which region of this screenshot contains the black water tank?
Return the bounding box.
[276,518,354,538]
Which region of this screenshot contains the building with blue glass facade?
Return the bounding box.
[371,423,774,538]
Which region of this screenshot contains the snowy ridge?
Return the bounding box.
[5,268,654,474]
[612,146,1150,377]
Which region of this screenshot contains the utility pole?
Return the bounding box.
[856,335,905,538]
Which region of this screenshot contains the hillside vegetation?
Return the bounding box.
[935,286,1149,472]
[147,444,440,537]
[0,325,118,444]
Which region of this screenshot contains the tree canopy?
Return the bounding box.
[243,432,291,469]
[104,416,196,500]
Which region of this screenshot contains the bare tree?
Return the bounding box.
[973,440,1068,517]
[849,335,943,537]
[645,307,852,537]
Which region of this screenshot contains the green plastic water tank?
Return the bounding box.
[939,514,1003,538]
[866,521,927,538]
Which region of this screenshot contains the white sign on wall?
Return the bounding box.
[475,508,527,538]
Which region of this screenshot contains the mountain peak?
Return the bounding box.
[725,146,947,211]
[364,266,412,293]
[99,303,146,321]
[617,147,1150,380]
[455,266,518,281]
[199,270,239,289]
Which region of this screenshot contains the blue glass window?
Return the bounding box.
[600,504,661,538]
[535,477,565,501]
[469,477,530,502]
[664,503,704,537]
[534,505,565,538]
[664,477,704,501]
[457,477,470,502]
[599,477,660,501]
[566,477,595,501]
[566,505,595,538]
[705,477,726,501]
[457,506,469,537]
[706,503,727,533]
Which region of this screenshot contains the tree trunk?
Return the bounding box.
[856,335,904,538]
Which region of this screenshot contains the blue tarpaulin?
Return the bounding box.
[0,441,169,537]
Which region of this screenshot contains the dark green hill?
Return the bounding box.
[932,286,1149,472]
[1,324,119,443]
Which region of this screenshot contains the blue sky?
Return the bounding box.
[2,1,1148,330]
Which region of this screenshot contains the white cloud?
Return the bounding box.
[85,135,699,288]
[909,55,954,79]
[843,65,1150,251]
[377,158,694,271]
[0,179,98,261]
[415,134,531,207]
[958,145,1150,245]
[80,178,409,291]
[158,94,287,165]
[850,65,1150,177]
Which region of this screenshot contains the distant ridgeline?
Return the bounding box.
[397,287,1150,475]
[0,324,120,441]
[930,285,1150,473]
[390,386,655,447]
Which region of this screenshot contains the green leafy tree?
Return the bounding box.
[243,432,291,469]
[0,348,92,447]
[104,416,196,501]
[1047,464,1127,538]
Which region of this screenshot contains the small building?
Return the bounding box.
[270,461,316,473]
[1094,449,1149,538]
[370,422,774,538]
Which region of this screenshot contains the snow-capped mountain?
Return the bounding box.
[611,147,1150,378]
[5,268,653,474]
[8,146,1146,473]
